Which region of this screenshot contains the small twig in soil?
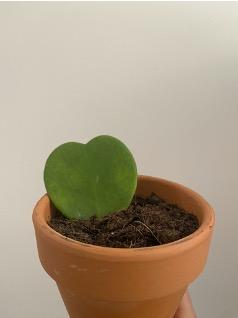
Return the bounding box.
[132,224,143,236]
[134,221,161,244]
[122,216,139,230]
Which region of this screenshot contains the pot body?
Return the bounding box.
[33,176,215,318]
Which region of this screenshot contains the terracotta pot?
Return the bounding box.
[33,175,215,318]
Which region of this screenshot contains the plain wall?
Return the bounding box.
[0,2,237,317]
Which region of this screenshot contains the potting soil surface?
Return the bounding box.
[49,193,199,248]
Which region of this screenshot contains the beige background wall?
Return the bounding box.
[0,2,237,317]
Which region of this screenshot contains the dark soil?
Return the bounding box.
[49,193,199,248]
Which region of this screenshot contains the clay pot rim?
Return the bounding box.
[33,175,215,261]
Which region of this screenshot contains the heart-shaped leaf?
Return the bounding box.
[44,135,137,219]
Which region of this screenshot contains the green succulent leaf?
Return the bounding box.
[44,135,137,219]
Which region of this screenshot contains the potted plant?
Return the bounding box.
[33,135,215,318]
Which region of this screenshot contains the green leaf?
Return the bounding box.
[44,135,137,219]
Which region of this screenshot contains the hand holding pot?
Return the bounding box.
[174,292,196,318]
